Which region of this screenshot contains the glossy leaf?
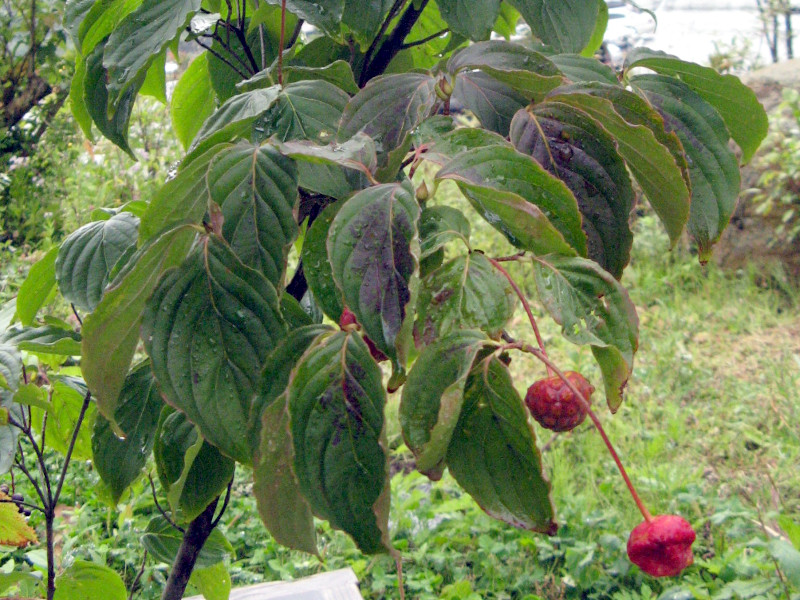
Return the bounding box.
[289,330,391,554]
[154,409,235,521]
[55,212,139,312]
[92,362,163,503]
[581,0,608,57]
[631,74,741,261]
[189,562,232,600]
[77,0,140,55]
[278,61,359,95]
[327,183,420,366]
[510,104,634,278]
[549,53,617,85]
[452,71,528,135]
[436,145,585,256]
[70,57,94,141]
[418,205,471,258]
[142,235,287,463]
[277,133,377,177]
[448,41,563,99]
[103,0,201,108]
[301,202,345,322]
[64,0,96,46]
[400,330,488,478]
[81,225,196,427]
[416,252,515,345]
[509,0,599,53]
[342,0,393,46]
[547,86,691,246]
[53,561,126,600]
[625,47,768,163]
[447,354,556,532]
[532,254,639,410]
[15,246,58,326]
[171,53,216,149]
[0,345,21,392]
[210,142,299,286]
[262,0,344,35]
[339,73,438,180]
[0,492,38,547]
[1,325,82,357]
[438,0,501,41]
[142,515,232,568]
[418,126,509,167]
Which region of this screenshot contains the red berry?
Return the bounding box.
[627,515,696,577]
[524,372,594,432]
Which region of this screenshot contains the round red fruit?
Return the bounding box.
[339,307,358,330]
[524,371,594,432]
[627,514,696,577]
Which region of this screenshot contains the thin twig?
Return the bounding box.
[193,38,250,79]
[10,416,52,500]
[148,474,185,533]
[362,0,407,76]
[70,303,82,327]
[251,0,266,70]
[211,474,235,528]
[0,498,45,513]
[52,392,91,507]
[13,454,48,509]
[400,27,448,49]
[277,0,287,85]
[128,550,148,600]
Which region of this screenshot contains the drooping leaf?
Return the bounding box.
[448,40,563,99]
[53,561,126,600]
[510,104,635,278]
[13,384,53,411]
[0,345,21,392]
[436,145,585,256]
[189,562,232,600]
[1,325,82,357]
[509,0,600,53]
[327,183,420,367]
[438,0,502,41]
[92,361,163,503]
[142,515,232,568]
[171,53,216,149]
[261,0,344,36]
[532,254,639,410]
[301,202,345,322]
[154,408,235,522]
[77,0,140,55]
[139,51,167,103]
[416,252,515,346]
[289,330,391,554]
[81,225,196,427]
[15,246,58,326]
[0,492,38,547]
[0,392,21,474]
[581,0,608,57]
[624,47,768,163]
[630,74,741,261]
[209,142,299,287]
[142,235,287,463]
[70,57,95,141]
[64,0,96,47]
[452,70,528,135]
[447,354,557,533]
[55,212,139,313]
[276,133,377,178]
[45,377,95,461]
[547,85,691,246]
[103,0,201,108]
[277,61,359,95]
[339,73,438,180]
[549,53,617,85]
[418,205,471,258]
[400,330,488,478]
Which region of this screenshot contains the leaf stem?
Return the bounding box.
[277,0,286,85]
[51,391,91,508]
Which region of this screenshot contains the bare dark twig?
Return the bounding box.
[211,474,234,528]
[148,474,185,533]
[401,27,449,49]
[128,550,149,600]
[52,391,91,507]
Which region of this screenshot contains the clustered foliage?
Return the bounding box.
[0,0,768,598]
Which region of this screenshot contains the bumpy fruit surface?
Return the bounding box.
[339,307,358,329]
[339,308,388,362]
[524,371,594,432]
[627,515,696,577]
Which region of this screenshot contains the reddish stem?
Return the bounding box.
[277,0,287,86]
[487,256,552,376]
[509,342,653,523]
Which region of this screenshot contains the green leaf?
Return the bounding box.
[142,235,287,463]
[342,0,393,46]
[417,126,509,167]
[416,252,515,345]
[631,74,741,262]
[171,53,216,150]
[70,57,95,141]
[210,142,299,287]
[277,133,377,176]
[418,205,471,258]
[262,0,344,36]
[1,325,82,357]
[207,24,266,102]
[452,71,528,136]
[91,361,163,503]
[13,384,53,411]
[189,562,232,600]
[142,515,232,568]
[447,354,556,533]
[0,345,21,392]
[532,254,639,410]
[779,514,800,550]
[769,539,800,588]
[339,73,438,180]
[509,0,599,53]
[289,330,391,554]
[253,80,349,144]
[64,0,96,46]
[624,47,768,163]
[140,51,167,103]
[549,53,617,85]
[438,0,501,41]
[547,85,691,246]
[103,0,201,109]
[436,145,585,256]
[400,330,488,478]
[510,104,635,278]
[0,392,21,473]
[45,377,95,461]
[54,561,126,600]
[327,183,420,367]
[154,409,235,522]
[278,61,359,95]
[77,0,141,55]
[55,212,139,312]
[581,0,608,57]
[448,40,563,99]
[81,225,196,428]
[15,246,58,326]
[302,201,345,322]
[83,38,143,158]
